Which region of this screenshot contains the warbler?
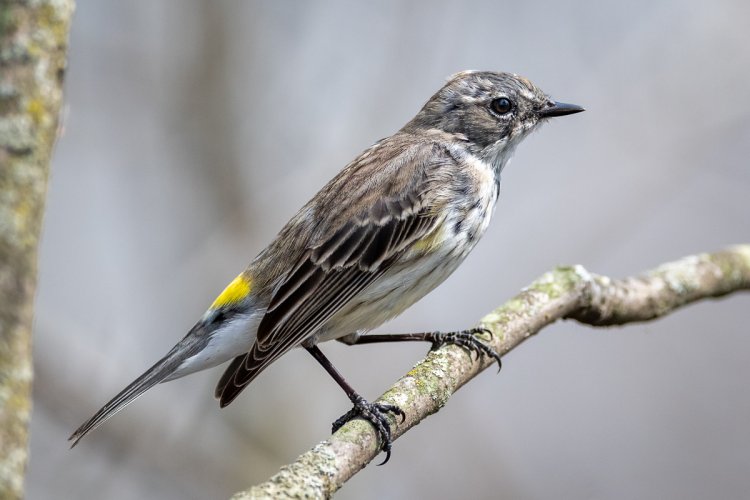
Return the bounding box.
[69,71,583,462]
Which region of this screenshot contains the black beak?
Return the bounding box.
[538,101,585,118]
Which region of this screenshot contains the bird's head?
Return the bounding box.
[404,70,583,171]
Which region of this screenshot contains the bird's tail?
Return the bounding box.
[68,341,195,447]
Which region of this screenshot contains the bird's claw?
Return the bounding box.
[430,327,502,372]
[332,395,405,465]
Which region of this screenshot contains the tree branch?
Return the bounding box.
[235,246,750,499]
[0,1,74,497]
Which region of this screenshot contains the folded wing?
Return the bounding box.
[216,141,455,406]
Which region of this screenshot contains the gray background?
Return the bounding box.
[28,1,749,499]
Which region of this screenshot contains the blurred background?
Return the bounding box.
[28,1,749,499]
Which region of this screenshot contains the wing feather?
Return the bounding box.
[216,140,455,405]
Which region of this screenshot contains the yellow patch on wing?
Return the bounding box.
[211,273,252,309]
[412,225,444,253]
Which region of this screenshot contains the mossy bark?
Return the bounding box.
[236,246,750,499]
[0,1,74,497]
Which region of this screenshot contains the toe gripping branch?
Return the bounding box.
[332,394,406,465]
[309,327,501,465]
[306,344,406,465]
[428,327,502,371]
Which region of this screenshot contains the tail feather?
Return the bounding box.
[213,354,246,400]
[68,345,186,447]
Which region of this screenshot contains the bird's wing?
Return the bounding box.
[216,140,456,406]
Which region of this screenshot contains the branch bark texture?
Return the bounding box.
[0,1,73,497]
[235,245,750,499]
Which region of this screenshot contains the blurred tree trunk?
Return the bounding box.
[0,1,74,497]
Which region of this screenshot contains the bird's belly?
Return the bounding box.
[316,195,497,343]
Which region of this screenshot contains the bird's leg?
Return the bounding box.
[305,345,405,465]
[338,327,502,371]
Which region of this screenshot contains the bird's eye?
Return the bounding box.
[490,97,513,115]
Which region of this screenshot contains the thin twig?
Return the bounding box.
[233,245,750,499]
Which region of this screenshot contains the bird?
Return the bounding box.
[69,71,583,463]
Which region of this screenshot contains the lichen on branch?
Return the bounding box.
[235,245,750,499]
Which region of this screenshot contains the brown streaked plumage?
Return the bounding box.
[70,71,583,460]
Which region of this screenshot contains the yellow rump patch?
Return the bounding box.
[211,274,252,309]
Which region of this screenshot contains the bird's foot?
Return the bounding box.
[429,327,502,371]
[332,394,406,465]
